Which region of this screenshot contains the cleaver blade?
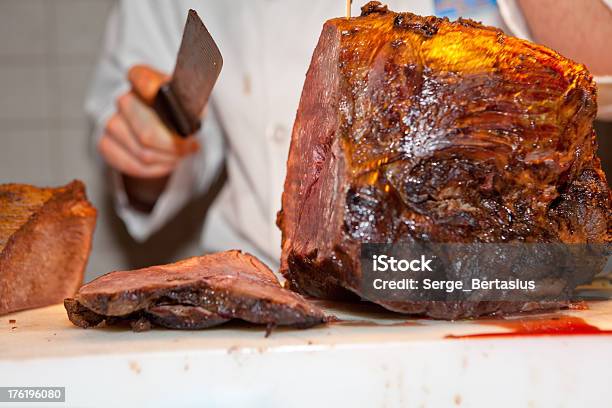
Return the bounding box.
[155,9,223,137]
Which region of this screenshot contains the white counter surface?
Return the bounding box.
[1,300,611,407]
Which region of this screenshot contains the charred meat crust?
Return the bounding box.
[65,299,230,330]
[146,305,230,329]
[360,1,388,16]
[64,298,105,328]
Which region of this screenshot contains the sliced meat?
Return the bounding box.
[65,250,326,331]
[1,181,97,315]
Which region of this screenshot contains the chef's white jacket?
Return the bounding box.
[85,0,612,267]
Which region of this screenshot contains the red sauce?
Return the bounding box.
[446,315,612,339]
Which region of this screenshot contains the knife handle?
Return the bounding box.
[153,83,201,138]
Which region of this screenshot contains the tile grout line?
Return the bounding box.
[43,0,63,181]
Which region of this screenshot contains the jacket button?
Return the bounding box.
[271,124,287,143]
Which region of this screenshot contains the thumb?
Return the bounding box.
[128,65,170,105]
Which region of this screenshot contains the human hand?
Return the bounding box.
[97,65,199,179]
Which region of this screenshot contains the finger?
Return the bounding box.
[98,134,175,179]
[105,114,179,166]
[128,65,170,105]
[117,92,180,154]
[175,136,201,156]
[118,92,201,156]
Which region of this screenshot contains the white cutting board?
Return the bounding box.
[1,300,611,408]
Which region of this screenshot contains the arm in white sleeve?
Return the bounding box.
[112,107,225,241]
[497,0,612,121]
[84,0,225,241]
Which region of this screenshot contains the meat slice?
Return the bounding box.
[277,2,611,318]
[0,180,97,315]
[65,250,326,330]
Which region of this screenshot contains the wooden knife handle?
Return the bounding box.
[153,83,201,138]
[129,65,201,139]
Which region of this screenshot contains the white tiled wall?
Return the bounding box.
[0,0,207,281]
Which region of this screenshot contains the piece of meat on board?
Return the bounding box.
[277,2,611,318]
[65,250,326,331]
[0,180,97,315]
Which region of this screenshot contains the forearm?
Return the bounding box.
[122,175,170,213]
[517,0,612,75]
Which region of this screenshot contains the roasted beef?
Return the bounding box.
[0,180,96,315]
[65,250,326,331]
[278,2,611,318]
